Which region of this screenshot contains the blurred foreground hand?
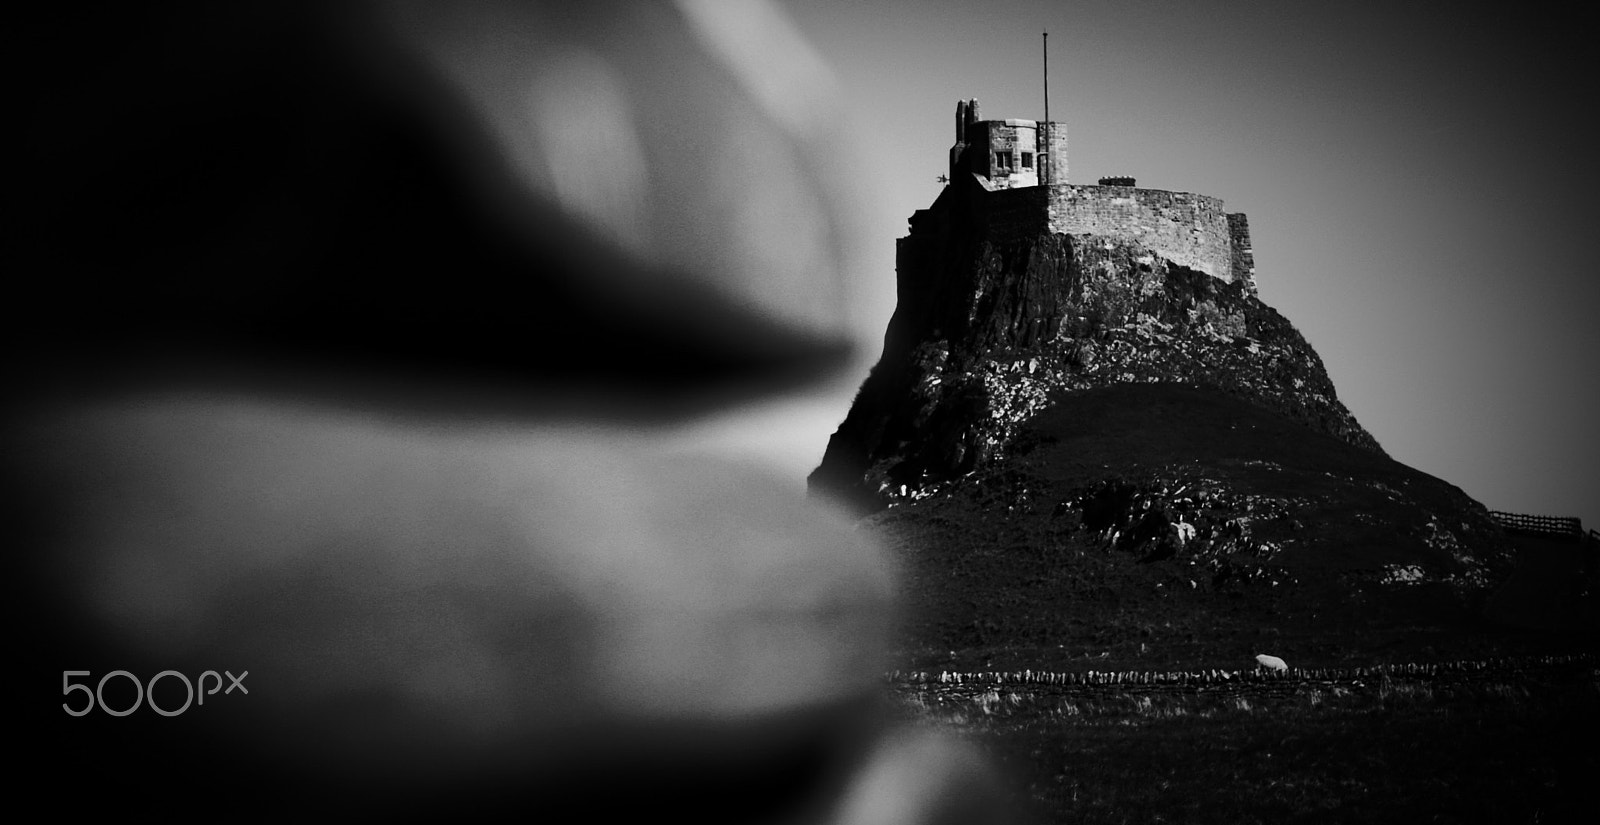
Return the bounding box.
[11,1,1017,821]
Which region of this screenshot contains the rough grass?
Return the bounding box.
[870,384,1597,675]
[855,381,1599,821]
[892,672,1600,823]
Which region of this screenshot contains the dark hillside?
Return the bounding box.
[1485,531,1600,633]
[867,382,1549,673]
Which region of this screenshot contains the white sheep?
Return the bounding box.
[1255,654,1288,673]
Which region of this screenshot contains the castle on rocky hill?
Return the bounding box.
[811,97,1374,509]
[912,98,1255,290]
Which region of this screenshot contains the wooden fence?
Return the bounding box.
[1489,511,1584,539]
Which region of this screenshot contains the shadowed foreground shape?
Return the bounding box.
[11,2,1020,821]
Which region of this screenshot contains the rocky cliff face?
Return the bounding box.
[812,223,1525,669]
[813,230,1379,510]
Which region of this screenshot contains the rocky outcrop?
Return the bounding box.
[810,218,1534,664]
[811,230,1378,512]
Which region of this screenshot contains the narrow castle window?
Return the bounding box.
[995,152,1013,171]
[1021,152,1033,169]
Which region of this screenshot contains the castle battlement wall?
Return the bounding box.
[1048,185,1238,282]
[938,100,1253,288]
[968,183,1254,287]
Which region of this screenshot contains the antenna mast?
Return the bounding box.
[1042,31,1050,185]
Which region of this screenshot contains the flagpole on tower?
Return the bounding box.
[1042,31,1050,186]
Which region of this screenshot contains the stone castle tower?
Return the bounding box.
[929,98,1255,289]
[949,98,1070,189]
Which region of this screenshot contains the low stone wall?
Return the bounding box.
[886,653,1595,699]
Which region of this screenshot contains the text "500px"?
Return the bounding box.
[63,670,249,717]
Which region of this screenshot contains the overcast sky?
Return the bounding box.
[693,0,1597,531]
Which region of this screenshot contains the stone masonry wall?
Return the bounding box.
[1044,185,1242,283]
[1227,212,1255,285]
[933,178,1256,287]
